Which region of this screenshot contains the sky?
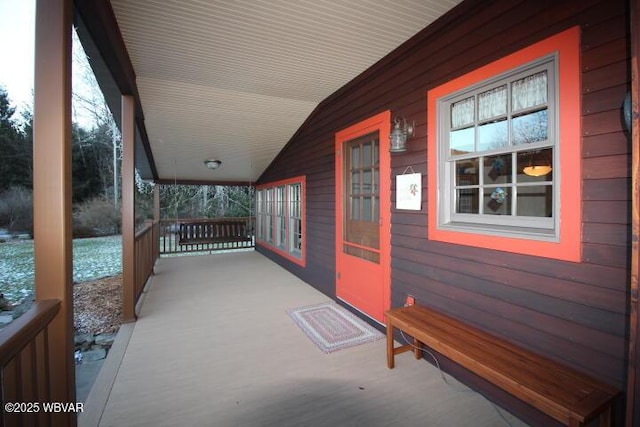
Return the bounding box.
[0,0,104,127]
[0,0,36,115]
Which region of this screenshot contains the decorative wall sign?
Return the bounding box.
[396,168,421,210]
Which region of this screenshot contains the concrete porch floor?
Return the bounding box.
[80,251,527,427]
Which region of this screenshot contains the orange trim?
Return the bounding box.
[427,27,581,262]
[257,176,307,267]
[343,241,381,253]
[335,111,392,323]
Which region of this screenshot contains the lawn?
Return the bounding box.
[0,235,122,303]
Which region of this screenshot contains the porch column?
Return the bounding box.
[154,182,160,221]
[153,183,160,260]
[122,95,136,322]
[628,0,640,425]
[33,0,76,424]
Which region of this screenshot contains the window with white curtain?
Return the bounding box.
[438,56,558,239]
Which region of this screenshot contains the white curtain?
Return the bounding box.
[478,85,507,121]
[512,71,547,111]
[451,97,474,128]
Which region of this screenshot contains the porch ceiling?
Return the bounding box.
[106,0,461,183]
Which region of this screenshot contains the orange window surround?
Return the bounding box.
[427,27,581,262]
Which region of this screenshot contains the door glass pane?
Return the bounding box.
[373,169,378,193]
[362,197,372,221]
[351,172,360,193]
[351,197,360,220]
[373,196,379,221]
[373,143,379,165]
[363,142,372,166]
[344,132,380,261]
[363,170,372,193]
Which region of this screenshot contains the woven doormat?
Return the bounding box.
[287,302,383,353]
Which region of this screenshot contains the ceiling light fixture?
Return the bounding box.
[204,159,222,170]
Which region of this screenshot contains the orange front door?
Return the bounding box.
[335,111,391,323]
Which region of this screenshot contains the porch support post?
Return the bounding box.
[33,0,76,424]
[628,0,640,425]
[154,183,160,221]
[122,95,136,322]
[153,184,160,261]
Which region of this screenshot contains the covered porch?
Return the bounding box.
[81,251,525,427]
[1,0,638,425]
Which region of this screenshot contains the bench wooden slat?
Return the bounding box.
[386,305,618,426]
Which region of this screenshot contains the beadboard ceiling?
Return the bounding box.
[108,0,461,183]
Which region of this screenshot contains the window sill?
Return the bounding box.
[257,240,306,267]
[430,221,579,262]
[438,221,558,242]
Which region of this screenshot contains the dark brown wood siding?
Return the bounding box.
[258,0,631,424]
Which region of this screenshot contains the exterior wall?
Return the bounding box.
[258,0,630,424]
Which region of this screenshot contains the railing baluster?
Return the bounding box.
[0,301,61,426]
[4,358,20,427]
[22,342,36,402]
[0,300,61,427]
[35,331,50,427]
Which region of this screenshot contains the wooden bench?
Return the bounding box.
[385,305,619,427]
[178,221,251,246]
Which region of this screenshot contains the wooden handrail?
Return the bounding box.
[158,216,254,224]
[0,299,60,368]
[135,221,154,239]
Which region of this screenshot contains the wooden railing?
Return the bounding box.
[0,299,62,426]
[134,220,160,303]
[158,217,255,255]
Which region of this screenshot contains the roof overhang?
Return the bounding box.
[74,0,462,184]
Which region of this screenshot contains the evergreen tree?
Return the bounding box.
[0,87,31,191]
[71,123,114,203]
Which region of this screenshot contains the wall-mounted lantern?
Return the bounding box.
[389,116,415,153]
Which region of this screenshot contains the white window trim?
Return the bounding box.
[288,183,303,257]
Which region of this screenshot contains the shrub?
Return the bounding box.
[74,197,120,237]
[0,186,33,235]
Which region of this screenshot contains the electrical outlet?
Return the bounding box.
[405,295,416,306]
